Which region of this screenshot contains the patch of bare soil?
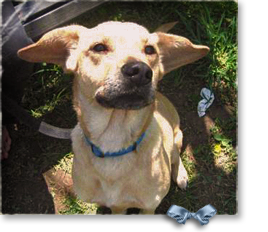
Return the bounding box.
[43,169,74,214]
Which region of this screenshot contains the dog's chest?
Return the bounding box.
[71,123,172,209]
[73,159,167,209]
[78,153,169,209]
[89,174,146,208]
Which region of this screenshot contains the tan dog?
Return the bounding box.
[18,21,209,214]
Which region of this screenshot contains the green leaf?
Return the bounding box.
[214,133,224,141]
[221,139,231,147]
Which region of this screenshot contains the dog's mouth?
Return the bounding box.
[95,87,155,110]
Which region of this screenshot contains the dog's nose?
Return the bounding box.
[121,62,153,86]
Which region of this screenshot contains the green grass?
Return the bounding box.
[173,2,238,103]
[178,114,237,214]
[210,118,237,174]
[3,1,237,215]
[22,63,73,118]
[59,196,98,215]
[53,152,74,174]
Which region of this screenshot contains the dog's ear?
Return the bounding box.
[17,25,87,72]
[154,21,178,33]
[156,32,210,75]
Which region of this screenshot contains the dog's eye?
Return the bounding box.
[144,45,156,55]
[92,43,108,53]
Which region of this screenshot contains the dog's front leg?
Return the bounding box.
[172,130,188,190]
[172,156,188,190]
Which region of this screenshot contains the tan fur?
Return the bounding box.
[18,21,209,214]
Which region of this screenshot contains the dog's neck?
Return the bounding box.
[75,91,153,153]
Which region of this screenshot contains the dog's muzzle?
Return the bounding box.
[95,62,155,110]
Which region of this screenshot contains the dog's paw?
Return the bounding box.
[176,164,189,190]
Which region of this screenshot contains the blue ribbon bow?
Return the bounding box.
[167,204,217,225]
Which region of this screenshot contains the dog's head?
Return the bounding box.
[18,21,209,110]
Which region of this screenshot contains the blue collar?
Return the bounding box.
[84,132,146,158]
